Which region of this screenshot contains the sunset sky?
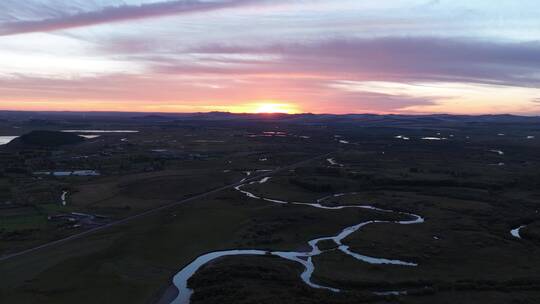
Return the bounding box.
[0,0,539,115]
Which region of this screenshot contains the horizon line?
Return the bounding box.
[0,109,538,118]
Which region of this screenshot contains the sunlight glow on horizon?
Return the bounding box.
[0,100,305,115]
[253,102,301,114]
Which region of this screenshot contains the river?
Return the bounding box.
[168,177,424,304]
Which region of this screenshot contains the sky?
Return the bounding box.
[0,0,539,115]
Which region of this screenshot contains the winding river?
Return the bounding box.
[168,176,424,304]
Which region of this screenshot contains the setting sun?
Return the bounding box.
[253,103,300,114]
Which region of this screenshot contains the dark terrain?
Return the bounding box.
[0,111,539,304]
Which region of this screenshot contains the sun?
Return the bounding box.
[253,102,299,114]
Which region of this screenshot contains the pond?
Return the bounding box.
[0,136,19,145]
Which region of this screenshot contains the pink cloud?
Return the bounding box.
[2,37,539,114]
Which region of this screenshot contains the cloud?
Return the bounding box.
[0,0,266,36]
[2,36,540,115]
[131,37,540,91]
[0,70,440,114]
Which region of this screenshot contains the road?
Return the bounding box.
[0,152,333,263]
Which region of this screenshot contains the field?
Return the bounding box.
[1,112,540,303]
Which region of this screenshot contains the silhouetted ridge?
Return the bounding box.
[10,130,85,147]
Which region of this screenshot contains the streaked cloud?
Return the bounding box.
[150,38,540,87]
[331,81,540,114]
[0,0,268,36]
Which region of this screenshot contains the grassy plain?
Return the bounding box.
[1,113,540,303]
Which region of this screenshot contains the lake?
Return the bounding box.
[0,136,19,145]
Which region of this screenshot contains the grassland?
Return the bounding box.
[1,113,540,303]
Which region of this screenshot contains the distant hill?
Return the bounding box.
[1,110,540,126]
[8,130,85,148]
